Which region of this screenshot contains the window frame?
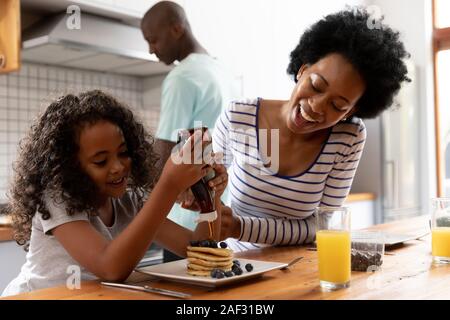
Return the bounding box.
[432,0,450,196]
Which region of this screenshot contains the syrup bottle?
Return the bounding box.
[177,127,217,237]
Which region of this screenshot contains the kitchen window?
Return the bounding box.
[433,0,450,196]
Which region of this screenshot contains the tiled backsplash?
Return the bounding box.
[0,63,162,202]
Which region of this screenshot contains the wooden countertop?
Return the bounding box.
[4,214,448,300]
[345,192,375,202]
[0,226,13,242]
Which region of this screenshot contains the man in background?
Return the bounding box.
[141,1,237,261]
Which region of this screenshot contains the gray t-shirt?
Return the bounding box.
[1,191,141,297]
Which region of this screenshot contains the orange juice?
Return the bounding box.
[432,227,450,258]
[317,230,351,284]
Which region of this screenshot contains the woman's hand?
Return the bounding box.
[219,205,241,240]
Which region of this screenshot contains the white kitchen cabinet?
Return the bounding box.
[0,241,26,294]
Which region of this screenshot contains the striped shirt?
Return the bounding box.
[212,98,366,251]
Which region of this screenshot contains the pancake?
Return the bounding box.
[187,262,233,271]
[187,257,233,268]
[187,251,232,262]
[186,241,234,277]
[187,246,233,257]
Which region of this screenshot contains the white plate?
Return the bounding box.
[135,258,288,288]
[381,231,430,247]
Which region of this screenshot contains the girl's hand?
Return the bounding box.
[208,159,228,199]
[178,162,227,211]
[178,189,201,211]
[160,130,209,195]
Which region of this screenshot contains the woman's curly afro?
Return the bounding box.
[287,7,411,119]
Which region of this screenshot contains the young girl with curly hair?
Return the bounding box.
[2,90,227,296]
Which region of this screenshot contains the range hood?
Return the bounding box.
[21,12,172,76]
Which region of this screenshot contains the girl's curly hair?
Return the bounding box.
[4,90,158,248]
[287,7,411,119]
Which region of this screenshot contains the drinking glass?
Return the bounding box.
[431,198,450,264]
[316,206,351,290]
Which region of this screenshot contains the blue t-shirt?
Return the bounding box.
[156,53,238,230]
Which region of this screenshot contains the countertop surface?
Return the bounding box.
[4,215,447,300]
[0,226,13,242]
[345,192,375,202]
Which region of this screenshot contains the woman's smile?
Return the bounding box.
[291,102,321,131]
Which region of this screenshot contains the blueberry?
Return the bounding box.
[209,240,218,248]
[233,260,241,267]
[219,242,228,248]
[210,268,221,278]
[232,266,243,275]
[245,263,254,272]
[231,265,243,276]
[216,270,225,279]
[189,240,200,247]
[199,240,210,247]
[225,271,234,277]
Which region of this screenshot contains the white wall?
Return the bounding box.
[0,63,155,203]
[144,0,436,223]
[364,0,436,215]
[183,0,365,99]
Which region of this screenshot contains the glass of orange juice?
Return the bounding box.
[431,198,450,264]
[316,206,351,290]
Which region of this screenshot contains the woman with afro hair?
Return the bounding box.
[213,8,411,251]
[2,90,227,296]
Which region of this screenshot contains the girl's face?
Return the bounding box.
[77,120,131,201]
[286,53,366,135]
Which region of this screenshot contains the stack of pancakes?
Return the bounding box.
[186,245,234,277]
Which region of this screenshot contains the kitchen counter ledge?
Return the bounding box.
[3,215,448,300]
[0,226,13,242]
